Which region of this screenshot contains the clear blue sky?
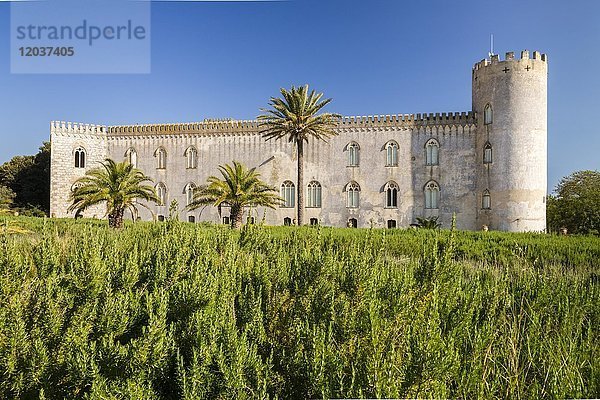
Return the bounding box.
[0,0,599,191]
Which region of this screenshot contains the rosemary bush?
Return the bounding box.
[0,217,598,399]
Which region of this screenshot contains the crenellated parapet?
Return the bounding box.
[473,50,547,71]
[106,119,261,135]
[338,111,475,127]
[97,111,476,137]
[50,121,107,135]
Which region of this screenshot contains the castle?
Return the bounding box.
[50,50,548,231]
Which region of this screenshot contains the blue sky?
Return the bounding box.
[0,0,599,190]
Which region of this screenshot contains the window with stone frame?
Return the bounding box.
[384,181,399,208]
[347,142,360,167]
[307,181,322,208]
[484,104,493,125]
[346,181,360,208]
[385,141,398,166]
[74,147,86,168]
[424,181,440,209]
[280,181,295,208]
[425,139,439,166]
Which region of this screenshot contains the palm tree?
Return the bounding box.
[68,159,159,228]
[416,216,441,229]
[186,161,281,229]
[258,85,340,225]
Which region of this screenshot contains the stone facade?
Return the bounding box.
[50,50,548,231]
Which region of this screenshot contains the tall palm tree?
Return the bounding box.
[68,159,159,228]
[258,85,340,226]
[186,161,281,229]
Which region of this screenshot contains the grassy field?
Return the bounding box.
[0,216,598,399]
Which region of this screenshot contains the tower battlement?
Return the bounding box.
[473,50,547,71]
[50,121,107,135]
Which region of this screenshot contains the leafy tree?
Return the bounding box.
[258,85,340,225]
[0,185,15,209]
[547,170,600,235]
[0,142,50,213]
[186,161,281,229]
[69,159,159,228]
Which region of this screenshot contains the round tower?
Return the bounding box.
[472,50,548,232]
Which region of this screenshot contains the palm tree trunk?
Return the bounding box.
[109,208,125,229]
[297,139,304,226]
[231,205,243,229]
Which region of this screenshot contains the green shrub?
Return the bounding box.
[0,217,598,398]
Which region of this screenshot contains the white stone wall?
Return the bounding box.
[104,116,477,229]
[50,122,108,218]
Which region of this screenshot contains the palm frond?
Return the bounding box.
[257,84,341,145]
[68,158,159,215]
[186,161,282,212]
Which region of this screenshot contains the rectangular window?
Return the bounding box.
[348,191,359,208]
[484,147,493,164]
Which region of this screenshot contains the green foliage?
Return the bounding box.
[0,218,598,399]
[0,185,16,209]
[187,161,281,229]
[547,170,600,235]
[258,85,340,144]
[69,159,160,229]
[416,216,441,229]
[0,142,50,213]
[258,85,340,225]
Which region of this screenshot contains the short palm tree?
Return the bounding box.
[68,159,159,228]
[258,85,340,225]
[416,216,441,229]
[186,161,281,229]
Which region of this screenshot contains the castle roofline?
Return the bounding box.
[51,111,476,136]
[473,50,547,70]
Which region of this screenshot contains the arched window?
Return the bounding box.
[484,104,493,125]
[155,147,167,169]
[125,148,137,168]
[283,217,292,226]
[184,182,196,206]
[425,139,439,166]
[280,181,295,208]
[384,181,399,208]
[482,189,491,209]
[347,142,360,167]
[483,143,493,164]
[385,141,398,166]
[74,147,86,168]
[188,215,196,223]
[345,181,360,208]
[157,215,165,222]
[348,218,358,228]
[387,220,397,229]
[185,146,197,169]
[307,181,322,208]
[424,181,440,209]
[309,218,319,226]
[156,183,167,206]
